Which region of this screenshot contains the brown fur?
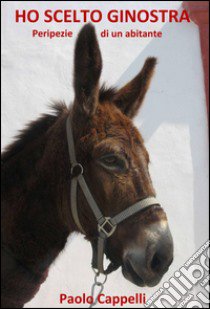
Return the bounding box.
[1,24,168,308]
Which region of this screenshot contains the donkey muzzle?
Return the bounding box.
[122,222,174,287]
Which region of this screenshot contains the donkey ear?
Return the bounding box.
[73,24,102,117]
[113,57,157,118]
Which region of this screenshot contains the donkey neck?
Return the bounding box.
[1,104,76,275]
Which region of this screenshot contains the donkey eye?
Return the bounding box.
[103,156,117,164]
[99,154,127,172]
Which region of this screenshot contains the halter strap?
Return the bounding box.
[66,115,161,274]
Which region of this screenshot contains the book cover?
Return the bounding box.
[1,1,209,308]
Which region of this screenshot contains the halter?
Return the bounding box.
[66,115,161,276]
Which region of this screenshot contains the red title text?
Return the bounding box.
[15,9,191,23]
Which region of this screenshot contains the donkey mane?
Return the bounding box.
[1,102,67,164]
[2,86,117,165]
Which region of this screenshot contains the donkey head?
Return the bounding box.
[70,24,173,287]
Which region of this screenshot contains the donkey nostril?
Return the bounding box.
[150,251,173,274]
[151,253,162,273]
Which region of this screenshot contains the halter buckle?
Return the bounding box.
[71,163,84,178]
[98,217,116,238]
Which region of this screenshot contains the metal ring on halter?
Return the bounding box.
[70,163,84,178]
[94,273,107,286]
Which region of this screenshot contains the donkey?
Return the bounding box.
[1,24,173,308]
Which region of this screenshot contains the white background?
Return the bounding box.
[1,1,209,308]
